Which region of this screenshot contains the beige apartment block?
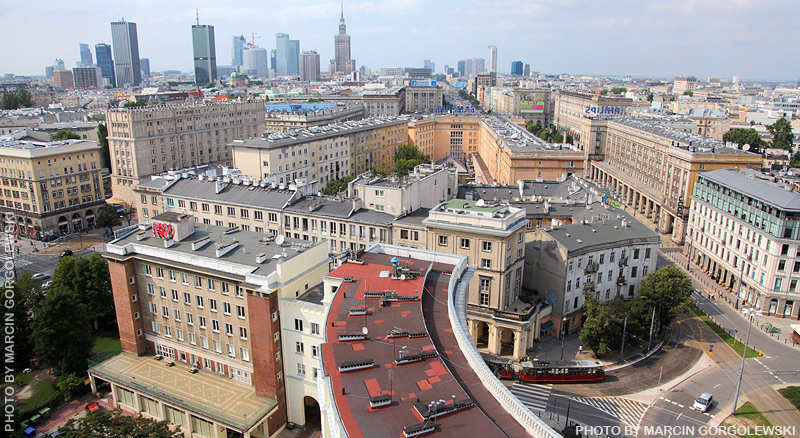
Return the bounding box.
[264,104,364,133]
[106,100,264,206]
[553,90,633,138]
[0,139,105,240]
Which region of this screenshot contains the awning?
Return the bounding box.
[540,321,554,331]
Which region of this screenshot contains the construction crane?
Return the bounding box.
[247,33,261,46]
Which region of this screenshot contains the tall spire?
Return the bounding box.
[341,1,344,20]
[196,9,200,26]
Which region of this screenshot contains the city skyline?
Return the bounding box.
[0,0,799,81]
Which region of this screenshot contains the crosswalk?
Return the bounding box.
[0,258,32,271]
[570,396,648,427]
[509,383,552,412]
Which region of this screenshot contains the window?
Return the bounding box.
[212,320,220,332]
[207,279,215,291]
[186,312,193,325]
[213,340,222,353]
[482,241,492,252]
[227,343,236,357]
[225,323,233,336]
[236,305,245,319]
[209,298,218,312]
[201,336,209,349]
[199,316,206,329]
[296,341,304,354]
[144,265,152,276]
[196,296,204,308]
[239,327,247,340]
[631,267,638,278]
[480,278,490,291]
[157,267,164,279]
[161,306,169,317]
[297,363,306,376]
[150,303,157,315]
[221,282,229,295]
[460,238,470,249]
[375,189,384,197]
[294,319,304,332]
[173,309,181,321]
[188,332,196,345]
[147,284,155,296]
[633,249,640,260]
[194,276,203,288]
[152,321,160,333]
[778,260,787,271]
[241,348,250,361]
[169,270,176,282]
[518,233,523,243]
[645,248,651,259]
[171,289,179,302]
[479,292,489,306]
[481,258,491,269]
[312,345,320,358]
[311,322,320,335]
[159,287,166,299]
[223,302,231,315]
[438,235,448,246]
[184,292,191,305]
[176,329,183,341]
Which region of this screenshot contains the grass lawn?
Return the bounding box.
[723,402,783,438]
[689,303,762,358]
[17,371,60,414]
[93,336,121,355]
[778,386,800,411]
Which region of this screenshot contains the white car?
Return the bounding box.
[42,281,52,288]
[31,273,50,280]
[693,393,713,412]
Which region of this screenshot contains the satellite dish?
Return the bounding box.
[275,235,285,245]
[476,199,485,207]
[362,326,368,335]
[742,144,751,151]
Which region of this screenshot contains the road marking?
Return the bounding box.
[509,383,552,412]
[569,396,648,428]
[677,404,684,408]
[676,412,682,421]
[713,383,721,389]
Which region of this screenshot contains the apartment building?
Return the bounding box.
[106,100,264,205]
[526,208,660,336]
[588,117,762,243]
[404,85,443,113]
[553,90,633,139]
[689,169,800,319]
[92,212,331,437]
[347,163,456,217]
[264,104,364,133]
[393,200,538,360]
[230,117,408,185]
[0,139,105,240]
[362,87,405,117]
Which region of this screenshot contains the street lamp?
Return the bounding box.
[732,312,754,414]
[734,252,751,311]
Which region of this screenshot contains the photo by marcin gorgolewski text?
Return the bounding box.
[576,424,797,437]
[3,212,18,433]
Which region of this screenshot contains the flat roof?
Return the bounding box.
[699,168,800,211]
[231,117,408,150]
[89,352,276,432]
[160,177,296,211]
[322,252,515,438]
[108,221,319,276]
[545,207,660,252]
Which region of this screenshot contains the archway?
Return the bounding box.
[475,322,489,348]
[499,328,515,356]
[769,299,778,315]
[71,212,83,232]
[58,216,68,234]
[85,209,95,229]
[302,396,321,432]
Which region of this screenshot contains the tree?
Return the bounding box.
[53,129,81,141]
[630,266,692,336]
[683,90,694,96]
[7,272,44,370]
[52,253,114,330]
[56,373,87,396]
[600,89,608,95]
[96,203,122,235]
[16,89,32,107]
[60,409,185,438]
[370,166,389,177]
[2,92,18,109]
[767,117,794,151]
[32,287,94,375]
[97,122,110,169]
[646,93,654,102]
[394,145,429,177]
[322,176,354,195]
[722,128,765,154]
[610,87,628,95]
[579,292,636,356]
[792,151,800,167]
[123,99,146,108]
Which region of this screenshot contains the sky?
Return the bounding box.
[1,0,799,81]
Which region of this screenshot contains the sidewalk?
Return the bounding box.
[528,330,656,368]
[661,247,800,349]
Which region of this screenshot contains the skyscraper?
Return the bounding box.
[95,43,116,87]
[73,66,104,88]
[511,61,523,76]
[231,35,246,67]
[488,45,498,73]
[243,45,268,79]
[54,59,65,71]
[269,49,277,71]
[329,3,355,75]
[524,64,530,77]
[192,24,217,84]
[299,50,320,82]
[79,43,93,67]
[423,59,435,73]
[139,58,150,77]
[275,33,300,76]
[111,19,142,87]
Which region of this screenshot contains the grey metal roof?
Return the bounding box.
[296,282,324,304]
[162,178,296,211]
[700,169,800,211]
[545,207,660,253]
[231,117,408,150]
[394,208,430,226]
[284,196,395,224]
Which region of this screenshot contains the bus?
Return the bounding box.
[518,359,605,383]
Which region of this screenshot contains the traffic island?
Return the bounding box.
[689,303,762,358]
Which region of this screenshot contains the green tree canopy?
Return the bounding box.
[97,122,110,168]
[32,287,94,375]
[646,93,654,102]
[16,89,32,107]
[52,253,115,330]
[610,87,628,95]
[394,145,429,177]
[60,409,186,438]
[123,99,146,108]
[579,293,636,356]
[96,203,122,235]
[53,129,81,141]
[600,89,609,96]
[722,128,765,154]
[767,117,794,151]
[322,176,354,195]
[629,266,692,336]
[683,90,694,96]
[8,272,43,370]
[3,92,19,109]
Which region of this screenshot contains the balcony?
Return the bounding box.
[618,257,628,267]
[616,276,627,286]
[584,263,599,274]
[467,299,544,322]
[583,281,595,291]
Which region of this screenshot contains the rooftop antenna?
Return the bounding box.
[196,9,199,26]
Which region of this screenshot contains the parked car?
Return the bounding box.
[42,281,52,289]
[31,273,50,280]
[84,402,103,413]
[692,393,713,412]
[49,432,67,438]
[59,250,73,257]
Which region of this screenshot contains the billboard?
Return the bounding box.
[519,92,545,114]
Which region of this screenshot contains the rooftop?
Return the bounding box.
[482,116,584,153]
[89,352,275,432]
[107,220,320,277]
[609,116,756,155]
[699,168,800,211]
[545,207,660,252]
[285,197,396,224]
[297,282,325,304]
[232,117,409,150]
[322,251,523,438]
[0,139,99,156]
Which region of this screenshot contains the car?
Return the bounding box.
[85,402,102,413]
[42,281,52,289]
[49,432,67,438]
[31,273,50,280]
[59,250,73,257]
[692,393,713,412]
